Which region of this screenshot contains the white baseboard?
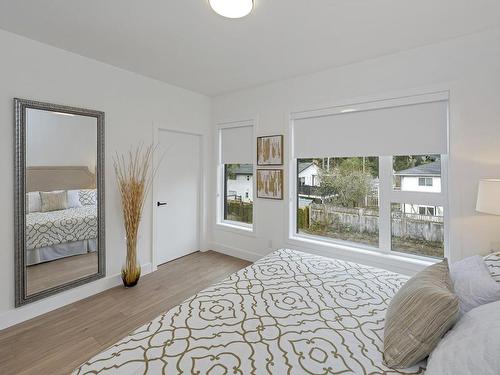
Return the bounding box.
[209,242,263,262]
[0,262,152,330]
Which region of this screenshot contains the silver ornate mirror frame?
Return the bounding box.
[14,98,106,307]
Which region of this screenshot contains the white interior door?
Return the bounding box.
[155,129,201,265]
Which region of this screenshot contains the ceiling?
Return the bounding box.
[0,0,499,96]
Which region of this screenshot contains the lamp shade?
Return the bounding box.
[476,179,500,215]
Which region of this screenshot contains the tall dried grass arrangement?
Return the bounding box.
[113,144,155,287]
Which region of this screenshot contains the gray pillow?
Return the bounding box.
[450,255,500,316]
[383,259,459,368]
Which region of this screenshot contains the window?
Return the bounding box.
[295,155,446,258]
[219,122,254,229]
[297,157,379,248]
[224,164,253,224]
[292,94,448,259]
[418,206,435,216]
[418,177,433,187]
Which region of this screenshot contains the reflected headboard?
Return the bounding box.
[26,166,96,192]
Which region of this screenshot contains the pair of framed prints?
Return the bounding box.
[256,135,283,200]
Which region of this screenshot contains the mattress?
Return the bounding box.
[26,206,97,250]
[74,249,426,374]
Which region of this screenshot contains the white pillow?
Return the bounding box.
[26,192,41,213]
[67,190,83,208]
[450,255,500,316]
[484,252,500,283]
[425,300,500,375]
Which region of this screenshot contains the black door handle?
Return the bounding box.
[157,202,167,207]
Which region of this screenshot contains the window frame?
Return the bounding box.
[216,120,256,234]
[288,92,449,261]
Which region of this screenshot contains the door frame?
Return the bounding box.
[152,124,205,271]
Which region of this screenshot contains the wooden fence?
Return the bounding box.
[304,203,444,242]
[226,200,253,224]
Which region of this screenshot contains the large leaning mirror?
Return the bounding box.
[14,98,105,306]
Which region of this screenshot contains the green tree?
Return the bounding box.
[318,160,372,208]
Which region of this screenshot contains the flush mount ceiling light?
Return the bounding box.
[209,0,253,19]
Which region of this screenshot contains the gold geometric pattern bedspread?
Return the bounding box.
[74,249,426,374]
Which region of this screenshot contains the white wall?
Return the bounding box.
[0,29,211,329]
[26,108,97,170]
[227,175,253,202]
[401,176,441,193]
[210,28,500,274]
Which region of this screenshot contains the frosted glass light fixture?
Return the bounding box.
[209,0,253,19]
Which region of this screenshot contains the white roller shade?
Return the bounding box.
[293,100,448,158]
[220,124,253,164]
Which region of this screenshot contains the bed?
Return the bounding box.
[74,249,426,374]
[26,205,98,265]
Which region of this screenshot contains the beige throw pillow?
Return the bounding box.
[40,191,68,212]
[383,259,459,368]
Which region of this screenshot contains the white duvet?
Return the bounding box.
[75,249,425,374]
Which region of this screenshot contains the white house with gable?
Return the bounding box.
[394,160,443,216]
[226,164,253,203]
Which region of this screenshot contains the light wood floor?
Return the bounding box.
[0,251,250,375]
[27,253,98,295]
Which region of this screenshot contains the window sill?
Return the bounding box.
[287,234,438,275]
[216,221,256,237]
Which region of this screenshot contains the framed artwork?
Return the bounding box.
[257,135,283,166]
[257,169,283,200]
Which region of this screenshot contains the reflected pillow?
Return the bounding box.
[450,255,500,316]
[40,191,68,212]
[26,191,41,213]
[484,252,500,283]
[67,190,83,208]
[79,189,97,206]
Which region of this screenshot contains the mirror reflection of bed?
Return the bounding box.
[25,108,98,297]
[25,166,98,295]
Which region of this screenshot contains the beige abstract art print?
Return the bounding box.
[257,135,283,165]
[257,169,283,200]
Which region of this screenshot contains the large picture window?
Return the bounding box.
[292,94,448,259]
